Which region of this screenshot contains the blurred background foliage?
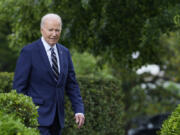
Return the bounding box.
[1,0,180,134]
[71,50,114,79]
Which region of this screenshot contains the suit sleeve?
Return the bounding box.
[13,47,31,95]
[65,50,84,114]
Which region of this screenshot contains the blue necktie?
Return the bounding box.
[51,48,59,82]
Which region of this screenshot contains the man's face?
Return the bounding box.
[41,18,61,46]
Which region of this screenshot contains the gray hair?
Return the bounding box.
[40,13,62,31]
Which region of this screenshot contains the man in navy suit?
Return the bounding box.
[13,13,85,135]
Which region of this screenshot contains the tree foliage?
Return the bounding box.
[160,30,180,82]
[1,0,180,69]
[0,15,17,71]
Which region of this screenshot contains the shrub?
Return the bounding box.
[0,90,39,128]
[63,76,125,135]
[159,104,180,135]
[0,111,39,135]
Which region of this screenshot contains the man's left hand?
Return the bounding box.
[75,113,85,128]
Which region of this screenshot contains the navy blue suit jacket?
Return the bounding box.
[13,39,84,128]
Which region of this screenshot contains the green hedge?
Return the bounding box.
[0,112,39,135]
[159,104,180,135]
[63,76,125,135]
[0,73,125,135]
[0,90,39,128]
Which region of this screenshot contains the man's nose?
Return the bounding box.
[52,31,56,36]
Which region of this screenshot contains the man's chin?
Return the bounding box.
[49,41,58,46]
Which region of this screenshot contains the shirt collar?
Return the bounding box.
[41,37,56,52]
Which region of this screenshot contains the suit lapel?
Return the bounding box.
[38,39,56,82]
[56,44,64,85]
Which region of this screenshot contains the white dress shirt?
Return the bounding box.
[41,37,60,73]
